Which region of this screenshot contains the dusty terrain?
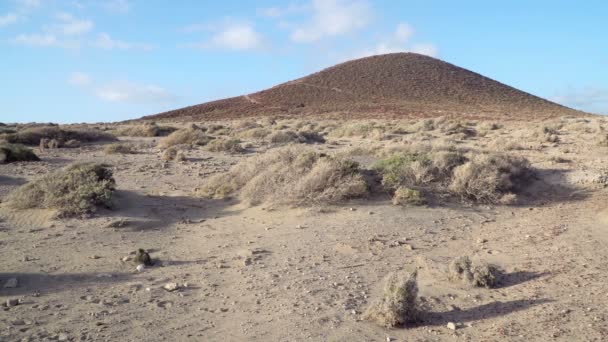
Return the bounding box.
[1,117,608,342]
[144,53,585,121]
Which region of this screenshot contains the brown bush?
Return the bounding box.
[6,163,115,217]
[206,138,245,153]
[0,143,40,164]
[158,127,212,148]
[448,256,501,288]
[197,146,368,205]
[116,123,177,137]
[5,126,116,146]
[363,270,420,328]
[104,143,135,155]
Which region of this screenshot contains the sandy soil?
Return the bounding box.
[1,121,608,341]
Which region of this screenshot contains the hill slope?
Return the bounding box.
[143,53,584,121]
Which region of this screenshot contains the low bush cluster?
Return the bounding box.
[0,143,40,164]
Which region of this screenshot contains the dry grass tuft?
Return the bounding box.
[392,187,426,206]
[363,270,420,328]
[206,138,245,153]
[6,163,115,217]
[197,146,368,205]
[4,126,116,146]
[104,143,136,155]
[268,130,324,144]
[449,153,534,203]
[116,123,177,137]
[448,256,501,288]
[158,127,212,149]
[0,143,40,164]
[161,147,186,161]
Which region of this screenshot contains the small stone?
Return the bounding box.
[6,298,20,307]
[3,277,18,288]
[476,238,487,244]
[121,256,131,262]
[90,255,101,259]
[58,333,69,341]
[163,283,179,292]
[136,264,145,272]
[447,322,457,330]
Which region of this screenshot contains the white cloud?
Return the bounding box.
[95,82,175,104]
[291,0,371,42]
[54,12,94,35]
[0,13,18,27]
[257,3,308,18]
[211,23,262,50]
[14,33,58,47]
[91,32,153,50]
[15,0,41,8]
[552,87,608,114]
[182,22,264,51]
[101,0,131,13]
[355,22,438,58]
[68,72,92,87]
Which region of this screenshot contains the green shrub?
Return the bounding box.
[6,163,115,217]
[0,143,40,164]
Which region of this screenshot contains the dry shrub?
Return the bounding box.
[392,187,426,206]
[158,127,212,148]
[448,256,501,288]
[449,153,534,203]
[363,270,420,328]
[0,143,40,164]
[373,150,466,190]
[161,147,186,161]
[237,127,271,140]
[197,146,368,205]
[104,143,135,155]
[116,123,176,137]
[440,121,476,138]
[206,138,245,153]
[598,134,608,147]
[5,126,116,146]
[6,163,115,217]
[268,130,324,144]
[329,122,379,138]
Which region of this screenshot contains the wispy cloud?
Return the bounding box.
[101,0,131,14]
[181,22,265,51]
[290,0,371,43]
[0,13,18,27]
[15,0,41,9]
[14,33,60,47]
[53,12,94,35]
[95,82,175,103]
[68,72,92,86]
[257,3,308,18]
[92,32,154,51]
[552,87,608,114]
[355,22,438,58]
[68,71,175,104]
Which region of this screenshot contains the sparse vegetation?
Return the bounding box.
[198,146,368,205]
[3,126,116,146]
[161,147,186,161]
[448,256,502,288]
[0,143,40,164]
[158,127,212,148]
[104,143,136,155]
[449,153,534,203]
[206,138,245,153]
[6,163,115,217]
[115,123,177,137]
[392,187,426,206]
[363,270,420,328]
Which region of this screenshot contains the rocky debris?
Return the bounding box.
[163,282,180,292]
[106,219,130,228]
[134,248,153,266]
[447,322,457,330]
[3,277,18,288]
[136,264,146,272]
[5,298,20,307]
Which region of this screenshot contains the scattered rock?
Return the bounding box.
[447,322,457,330]
[6,298,20,307]
[134,249,153,266]
[163,283,179,292]
[136,264,146,272]
[3,277,18,288]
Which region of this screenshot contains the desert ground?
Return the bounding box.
[1,117,608,341]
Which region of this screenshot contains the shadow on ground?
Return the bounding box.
[0,272,132,297]
[99,190,242,231]
[419,298,553,327]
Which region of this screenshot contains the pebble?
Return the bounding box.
[163,283,180,292]
[136,264,146,272]
[3,277,18,288]
[6,298,20,307]
[447,322,457,330]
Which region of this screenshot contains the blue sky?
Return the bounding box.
[1,0,607,123]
